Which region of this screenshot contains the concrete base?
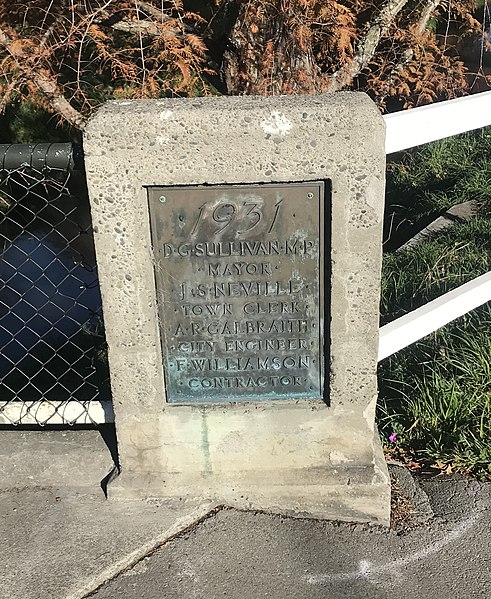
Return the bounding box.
[109,401,391,526]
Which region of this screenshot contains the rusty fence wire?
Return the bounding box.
[0,144,112,425]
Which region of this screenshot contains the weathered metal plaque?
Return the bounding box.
[148,182,326,404]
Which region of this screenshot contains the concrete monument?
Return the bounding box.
[84,93,390,524]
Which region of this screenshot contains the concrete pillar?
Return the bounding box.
[84,93,390,525]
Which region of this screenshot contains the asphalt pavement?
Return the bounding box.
[0,429,489,599]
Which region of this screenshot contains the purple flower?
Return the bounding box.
[389,433,397,443]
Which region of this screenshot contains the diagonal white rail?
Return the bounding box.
[378,271,491,361]
[383,90,491,154]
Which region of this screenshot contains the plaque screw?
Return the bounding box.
[159,195,166,203]
[307,192,314,199]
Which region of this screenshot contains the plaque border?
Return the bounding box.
[146,180,328,405]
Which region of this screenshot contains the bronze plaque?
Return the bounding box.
[148,182,326,404]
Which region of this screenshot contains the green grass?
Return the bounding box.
[379,311,491,477]
[381,217,491,323]
[387,126,491,219]
[378,126,491,479]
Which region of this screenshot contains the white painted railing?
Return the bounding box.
[0,400,114,426]
[378,272,491,361]
[378,91,491,361]
[383,89,491,154]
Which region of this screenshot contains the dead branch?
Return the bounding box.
[40,22,57,48]
[94,0,203,39]
[107,20,186,39]
[109,18,162,36]
[135,0,167,21]
[326,0,410,92]
[416,0,440,35]
[0,27,87,130]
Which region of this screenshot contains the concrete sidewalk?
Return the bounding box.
[0,429,489,599]
[0,429,219,599]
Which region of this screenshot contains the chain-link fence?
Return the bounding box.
[0,144,112,425]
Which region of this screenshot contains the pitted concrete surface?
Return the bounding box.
[90,476,490,599]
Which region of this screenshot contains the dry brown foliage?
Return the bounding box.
[222,0,484,107]
[0,1,211,127]
[0,0,488,129]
